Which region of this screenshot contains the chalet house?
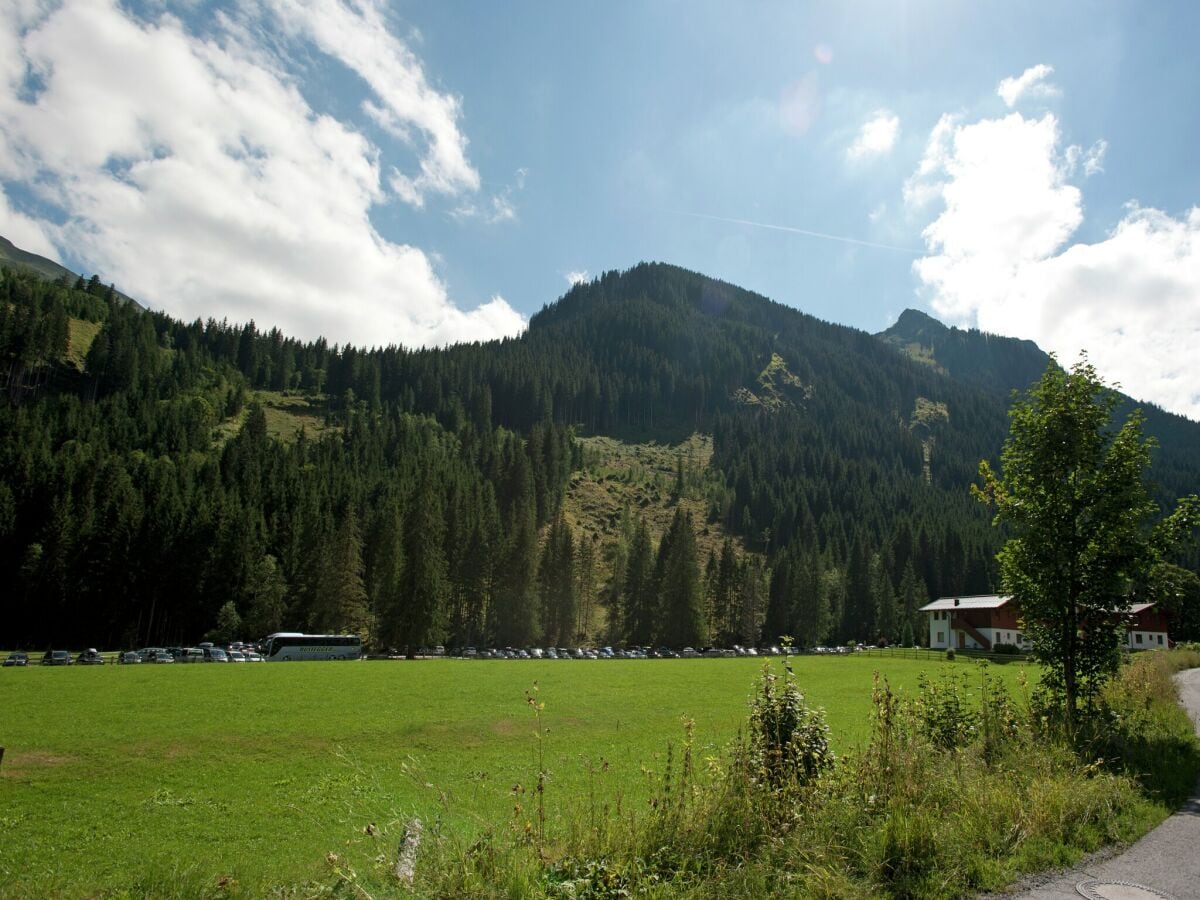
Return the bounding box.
[1124,603,1170,650]
[920,594,1170,652]
[920,595,1024,651]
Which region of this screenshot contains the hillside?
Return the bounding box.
[0,234,142,308]
[877,308,1200,511]
[2,258,1198,650]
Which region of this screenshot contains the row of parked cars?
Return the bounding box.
[3,642,266,667]
[120,643,266,664]
[461,644,798,660]
[3,649,105,666]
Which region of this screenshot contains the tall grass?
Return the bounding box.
[396,651,1200,898]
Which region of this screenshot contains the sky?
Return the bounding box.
[1,1,1199,420]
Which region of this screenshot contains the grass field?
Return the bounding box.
[0,654,1033,896]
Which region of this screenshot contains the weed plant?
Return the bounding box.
[402,650,1200,898]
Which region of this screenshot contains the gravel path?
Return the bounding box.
[1002,667,1200,900]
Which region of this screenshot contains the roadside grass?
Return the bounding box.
[0,654,1028,897]
[404,650,1199,899]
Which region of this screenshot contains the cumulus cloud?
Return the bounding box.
[847,109,900,161]
[0,187,57,258]
[0,0,525,348]
[997,63,1060,108]
[260,0,480,208]
[564,270,590,286]
[908,105,1200,420]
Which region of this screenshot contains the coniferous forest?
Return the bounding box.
[3,261,1198,651]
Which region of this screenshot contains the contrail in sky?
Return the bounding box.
[681,211,923,254]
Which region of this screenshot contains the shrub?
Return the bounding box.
[945,648,956,660]
[915,671,978,751]
[747,662,834,789]
[993,642,1021,655]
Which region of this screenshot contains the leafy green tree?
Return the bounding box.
[244,554,288,637]
[207,600,243,644]
[976,357,1198,726]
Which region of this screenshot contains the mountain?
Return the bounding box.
[0,234,142,308]
[2,260,1197,649]
[876,307,1200,512]
[877,308,1048,394]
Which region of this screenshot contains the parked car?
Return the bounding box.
[76,648,105,665]
[176,647,206,663]
[41,650,72,666]
[243,651,263,662]
[152,651,175,664]
[3,652,29,667]
[118,651,142,664]
[202,647,228,662]
[226,650,246,662]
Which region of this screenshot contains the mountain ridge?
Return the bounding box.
[2,252,1197,648]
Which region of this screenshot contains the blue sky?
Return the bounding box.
[1,1,1198,418]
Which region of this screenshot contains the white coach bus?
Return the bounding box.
[263,633,362,661]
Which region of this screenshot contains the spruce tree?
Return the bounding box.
[657,508,707,648]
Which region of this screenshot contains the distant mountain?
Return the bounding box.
[0,234,142,308]
[877,307,1200,515]
[877,308,1049,395]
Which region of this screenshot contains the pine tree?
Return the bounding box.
[398,479,448,657]
[244,554,288,637]
[312,506,372,638]
[657,508,707,648]
[622,518,655,646]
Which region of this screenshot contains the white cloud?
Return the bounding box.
[264,0,479,208]
[1083,139,1107,177]
[0,0,525,349]
[451,167,526,224]
[847,109,900,161]
[997,64,1060,108]
[0,186,57,259]
[908,106,1200,420]
[564,270,589,286]
[1064,139,1107,179]
[868,202,886,224]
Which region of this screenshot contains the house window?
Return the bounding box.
[1136,633,1143,644]
[937,632,944,644]
[1158,634,1163,645]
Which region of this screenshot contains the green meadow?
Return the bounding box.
[0,654,1033,896]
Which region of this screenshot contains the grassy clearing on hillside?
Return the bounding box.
[213,390,336,445]
[64,318,101,370]
[568,433,745,566]
[0,654,1028,896]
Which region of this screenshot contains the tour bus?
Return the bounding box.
[262,632,363,661]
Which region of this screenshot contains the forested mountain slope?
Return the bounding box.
[877,308,1200,513]
[2,252,1197,650]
